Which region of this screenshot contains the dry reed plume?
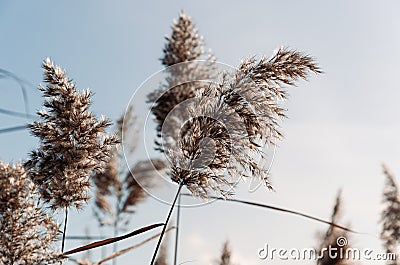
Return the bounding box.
[148,11,321,265]
[147,11,216,153]
[92,109,136,227]
[0,162,60,265]
[149,11,321,198]
[92,108,166,228]
[166,49,321,198]
[24,58,119,210]
[316,190,353,265]
[0,10,364,265]
[381,164,400,265]
[91,107,166,265]
[217,241,235,265]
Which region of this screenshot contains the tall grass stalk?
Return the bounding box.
[150,182,183,265]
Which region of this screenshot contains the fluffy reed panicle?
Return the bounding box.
[121,159,166,212]
[0,162,60,264]
[381,164,400,265]
[92,145,122,223]
[92,110,136,223]
[218,241,234,265]
[166,49,320,197]
[161,10,207,67]
[92,108,166,226]
[147,11,216,150]
[93,151,121,199]
[229,47,321,142]
[316,190,352,265]
[148,12,320,198]
[24,58,119,210]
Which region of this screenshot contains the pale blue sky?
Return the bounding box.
[1,1,400,264]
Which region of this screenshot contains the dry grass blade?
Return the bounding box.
[181,194,358,233]
[0,68,32,114]
[0,108,35,119]
[62,223,164,256]
[65,236,107,240]
[0,125,27,134]
[96,227,175,265]
[226,198,355,233]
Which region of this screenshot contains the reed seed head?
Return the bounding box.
[381,164,400,265]
[24,58,119,210]
[0,162,60,264]
[160,49,319,198]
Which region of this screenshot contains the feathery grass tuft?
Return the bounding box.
[316,190,353,265]
[0,162,60,264]
[217,241,235,265]
[166,50,320,198]
[381,164,400,265]
[25,58,119,210]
